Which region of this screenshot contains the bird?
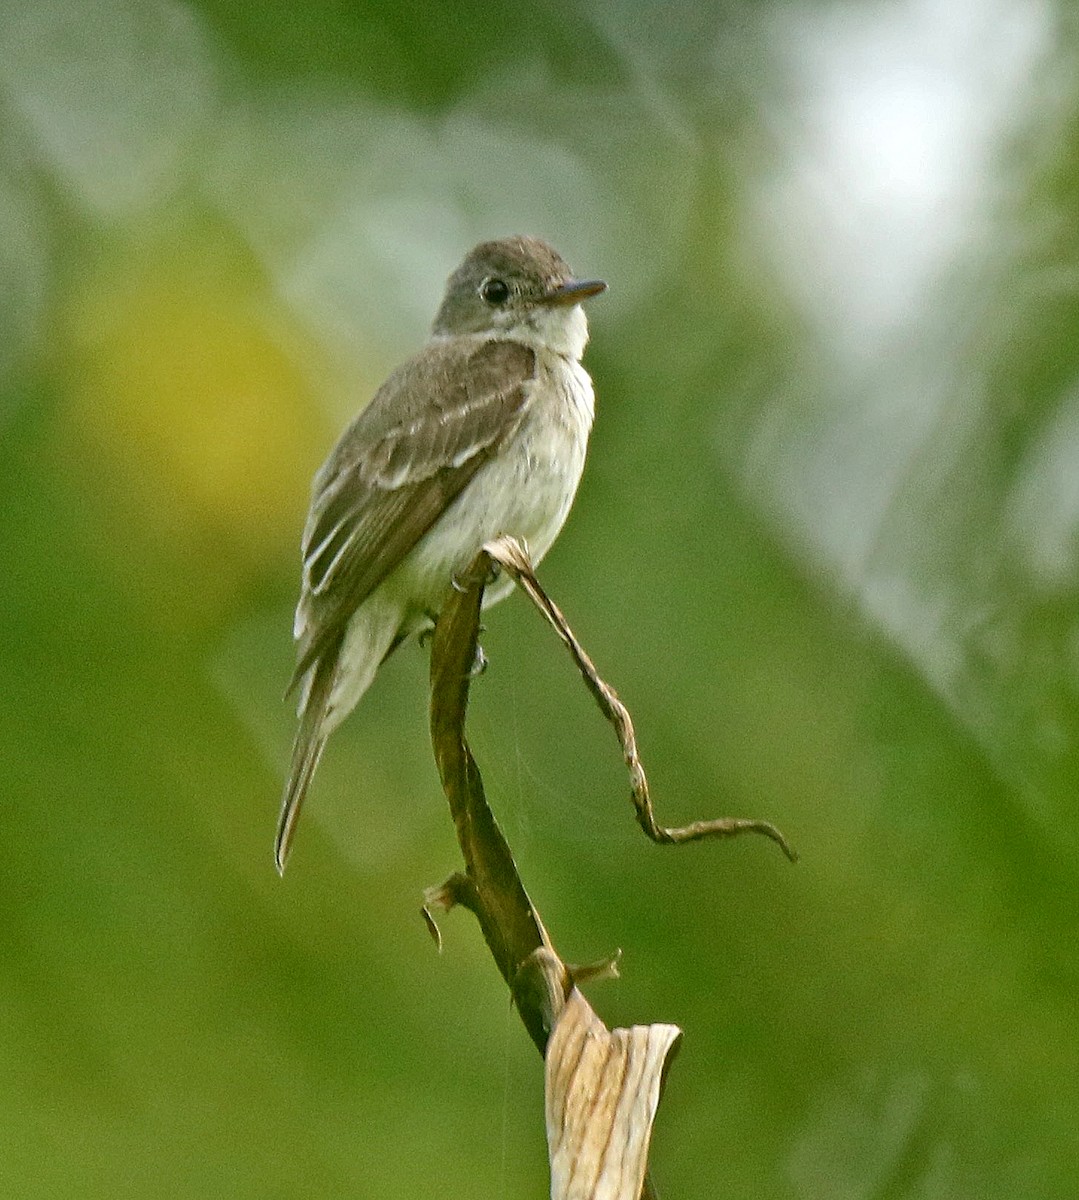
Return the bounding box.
[275,235,607,873]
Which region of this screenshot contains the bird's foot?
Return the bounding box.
[415,609,441,649]
[451,560,501,592]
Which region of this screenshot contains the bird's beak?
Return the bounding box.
[542,277,608,306]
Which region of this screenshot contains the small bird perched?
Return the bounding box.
[275,236,606,873]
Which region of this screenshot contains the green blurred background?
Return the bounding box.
[2,0,1078,1195]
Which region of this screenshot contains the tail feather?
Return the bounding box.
[276,595,405,873]
[275,651,337,875]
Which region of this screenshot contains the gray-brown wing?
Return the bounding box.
[289,337,536,687]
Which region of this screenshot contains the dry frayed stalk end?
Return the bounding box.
[546,987,682,1200]
[515,950,676,1200]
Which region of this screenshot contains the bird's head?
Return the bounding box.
[431,235,606,358]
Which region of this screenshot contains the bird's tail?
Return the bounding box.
[274,650,338,875]
[275,595,405,874]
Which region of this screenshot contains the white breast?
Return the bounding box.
[387,347,595,617]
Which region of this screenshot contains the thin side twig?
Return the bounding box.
[483,535,797,862]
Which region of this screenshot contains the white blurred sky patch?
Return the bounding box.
[735,0,1063,593]
[751,0,1054,362]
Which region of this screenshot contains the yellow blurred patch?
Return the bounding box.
[55,224,336,628]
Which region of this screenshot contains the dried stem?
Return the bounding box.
[424,540,794,1198]
[425,549,557,1053]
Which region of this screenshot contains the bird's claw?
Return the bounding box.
[451,561,501,592]
[417,611,439,649]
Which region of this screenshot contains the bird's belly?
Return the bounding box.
[387,362,592,618]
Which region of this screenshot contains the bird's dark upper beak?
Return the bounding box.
[542,277,608,306]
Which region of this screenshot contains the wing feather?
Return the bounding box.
[288,336,536,688]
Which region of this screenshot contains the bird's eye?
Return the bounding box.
[479,277,511,306]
